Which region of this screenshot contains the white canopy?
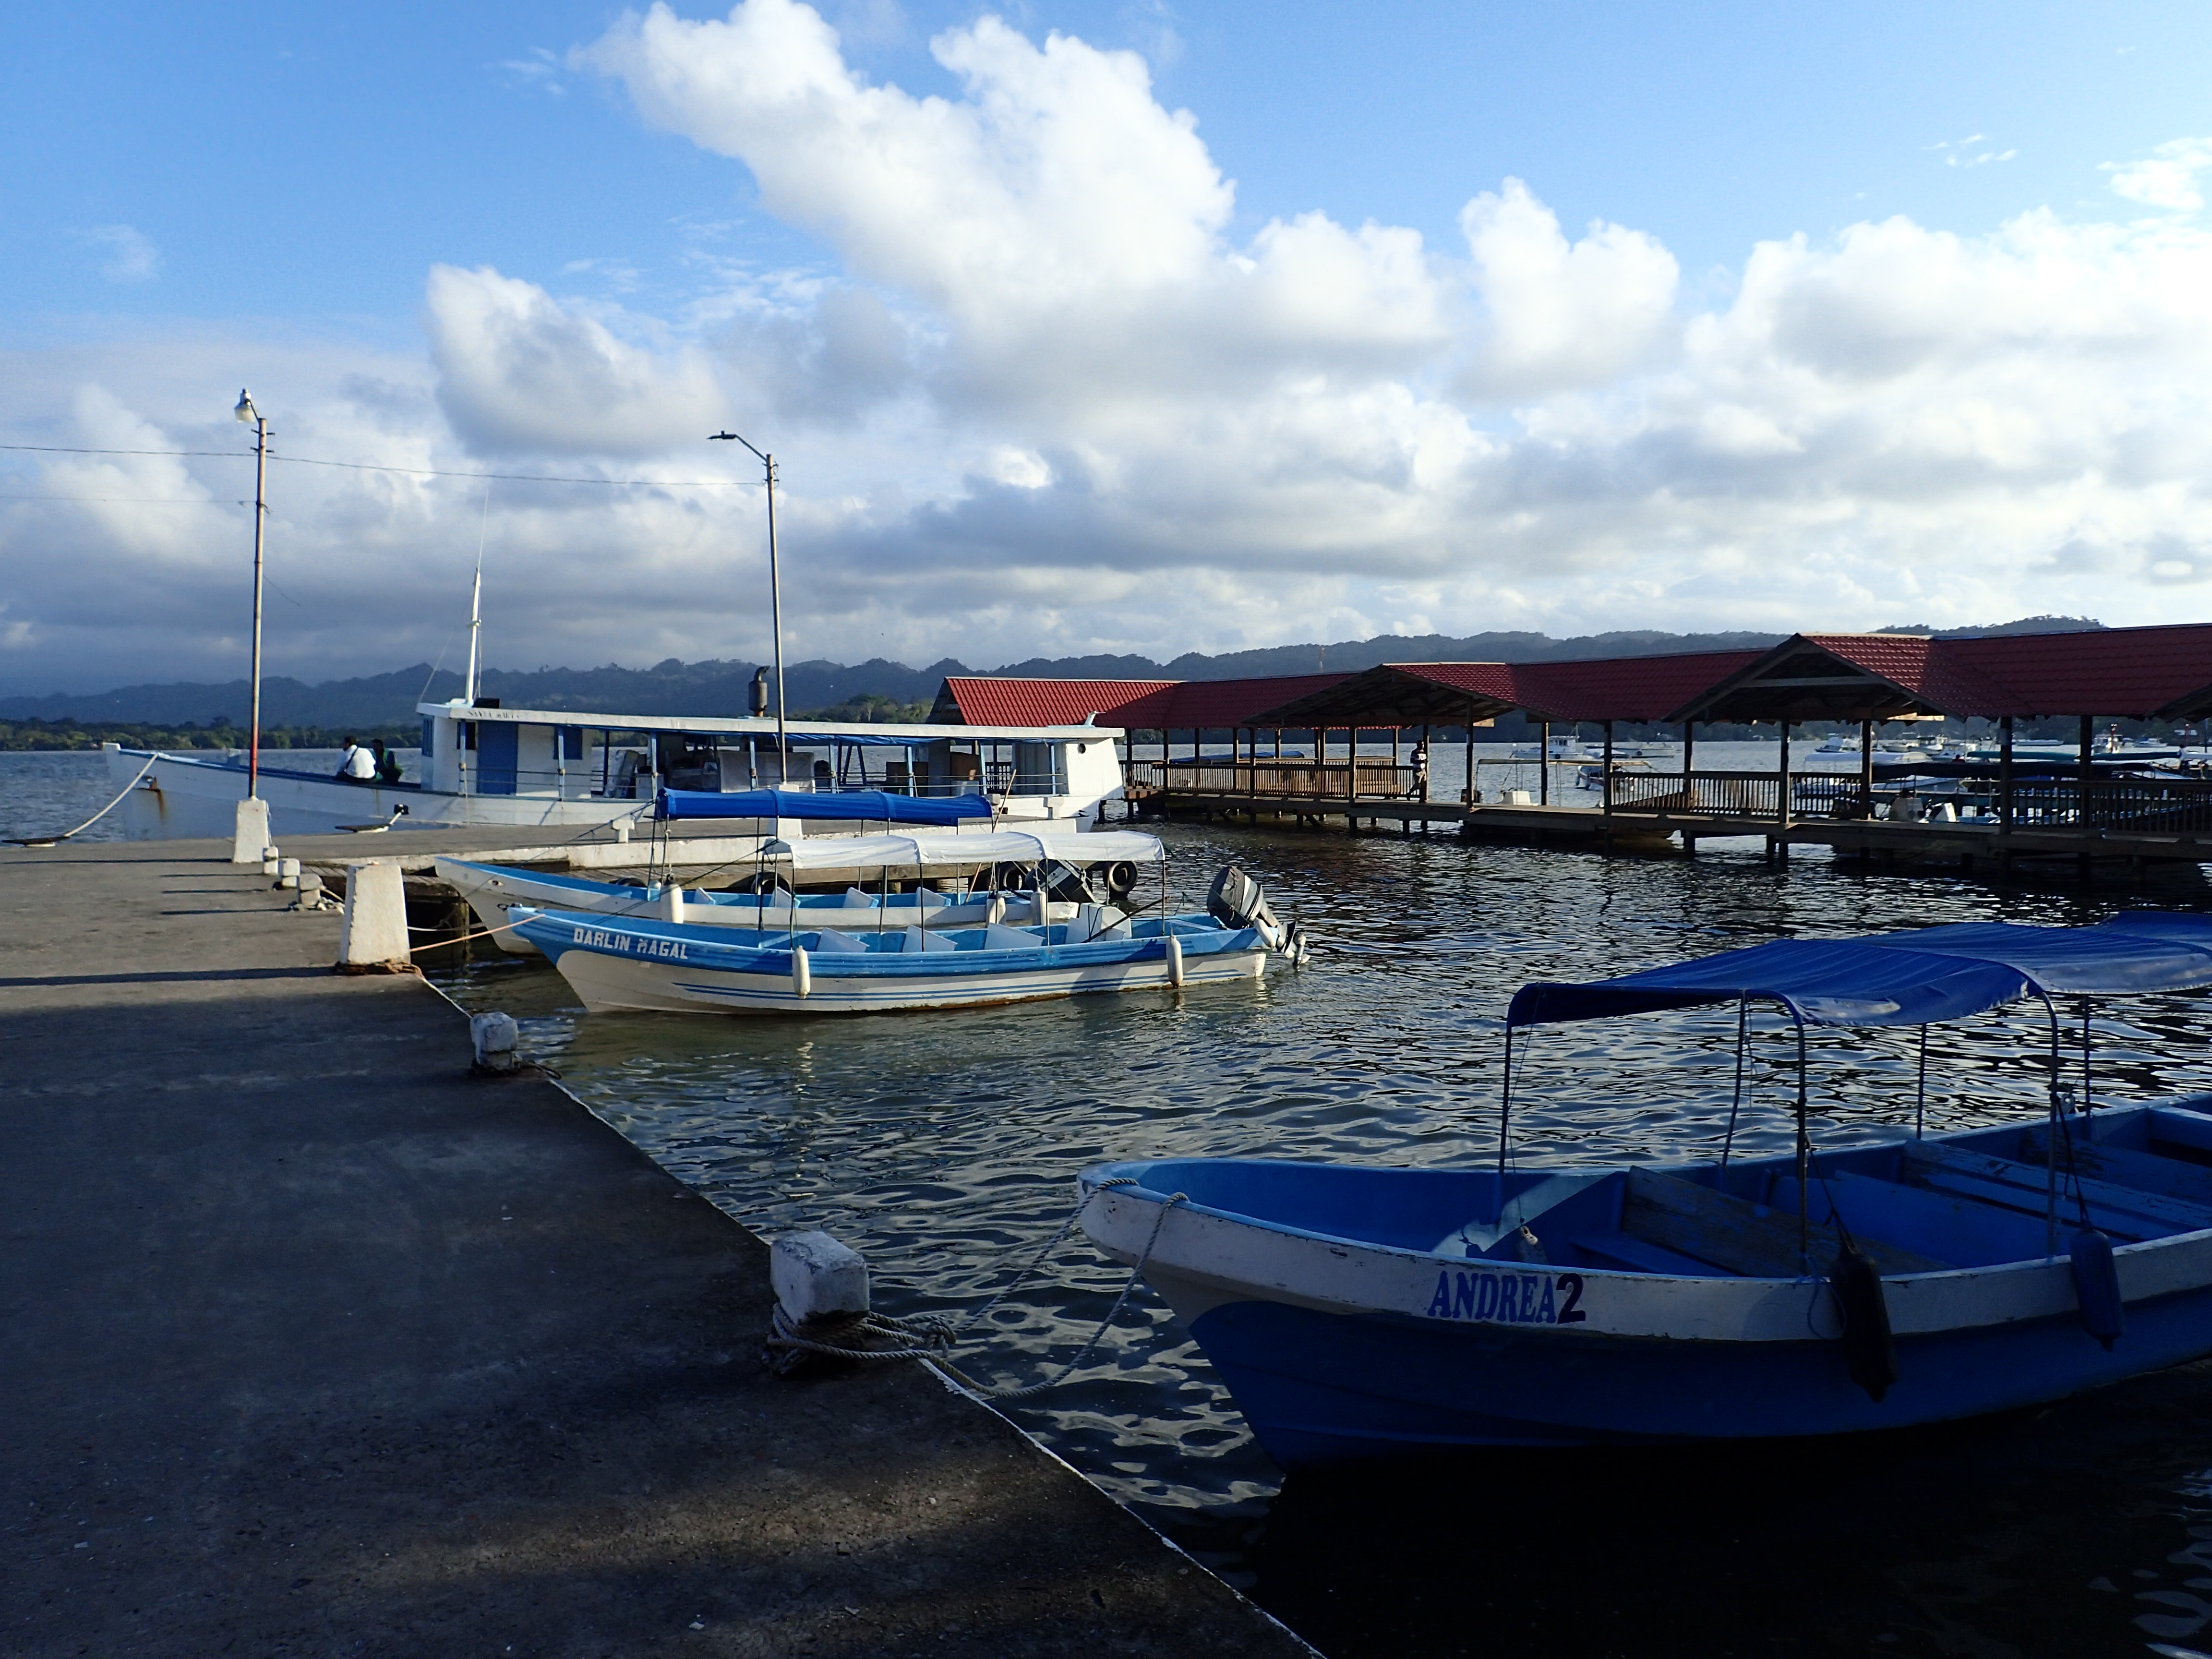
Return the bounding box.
[773,828,1163,874]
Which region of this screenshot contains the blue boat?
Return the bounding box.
[510,830,1304,1014]
[1079,914,2212,1467]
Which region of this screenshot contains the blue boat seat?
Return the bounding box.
[1902,1142,2212,1242]
[1620,1168,1948,1277]
[811,928,870,954]
[2019,1128,2212,1206]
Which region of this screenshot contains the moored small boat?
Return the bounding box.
[1080,914,2212,1466]
[514,832,1305,1014]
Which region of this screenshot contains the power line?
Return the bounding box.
[0,440,759,488]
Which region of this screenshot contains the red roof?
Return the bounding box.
[1248,652,1767,724]
[1671,627,2212,721]
[934,677,1178,727]
[933,673,1352,729]
[1950,625,2212,718]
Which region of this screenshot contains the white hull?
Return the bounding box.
[107,747,1113,842]
[549,933,1265,1014]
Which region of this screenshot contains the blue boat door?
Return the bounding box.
[476,722,518,795]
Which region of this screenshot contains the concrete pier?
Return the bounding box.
[1,839,1310,1659]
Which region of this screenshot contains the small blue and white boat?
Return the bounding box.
[512,831,1303,1015]
[436,790,1131,953]
[1080,914,2212,1467]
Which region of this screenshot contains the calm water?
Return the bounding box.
[0,748,413,843]
[426,803,2212,1659]
[18,746,2212,1655]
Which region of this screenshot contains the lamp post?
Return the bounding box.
[709,430,785,770]
[235,389,269,798]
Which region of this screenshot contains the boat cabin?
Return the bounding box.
[414,699,1127,821]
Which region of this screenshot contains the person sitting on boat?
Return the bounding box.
[371,739,404,786]
[336,738,376,782]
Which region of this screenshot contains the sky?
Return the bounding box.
[5,1,2212,692]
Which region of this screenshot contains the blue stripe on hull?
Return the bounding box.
[1189,1286,2212,1468]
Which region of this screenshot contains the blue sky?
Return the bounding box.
[5,2,2212,689]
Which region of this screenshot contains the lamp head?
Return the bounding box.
[234,389,258,423]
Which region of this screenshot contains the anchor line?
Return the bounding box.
[3,752,162,845]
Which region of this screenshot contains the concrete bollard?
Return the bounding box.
[231,797,271,865]
[470,1011,520,1074]
[274,856,301,890]
[771,1231,869,1325]
[613,820,631,844]
[262,851,282,876]
[337,861,411,971]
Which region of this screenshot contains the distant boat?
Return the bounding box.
[1080,914,2212,1465]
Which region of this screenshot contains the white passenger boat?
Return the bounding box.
[513,842,1304,1015]
[104,704,1131,841]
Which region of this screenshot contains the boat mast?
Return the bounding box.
[462,488,489,705]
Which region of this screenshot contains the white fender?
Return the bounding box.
[791,945,811,999]
[1166,934,1184,988]
[661,883,685,924]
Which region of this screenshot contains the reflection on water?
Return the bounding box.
[432,813,2212,1658]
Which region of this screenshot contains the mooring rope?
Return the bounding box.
[4,752,163,846]
[763,1178,1191,1402]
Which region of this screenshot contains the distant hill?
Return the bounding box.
[0,618,2107,727]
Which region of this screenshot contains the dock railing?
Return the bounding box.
[1127,758,1424,803]
[1603,769,2212,833]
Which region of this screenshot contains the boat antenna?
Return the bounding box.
[463,485,490,705]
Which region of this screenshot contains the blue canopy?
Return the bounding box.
[1508,914,2212,1030]
[655,788,994,826]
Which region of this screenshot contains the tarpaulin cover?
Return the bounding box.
[656,788,993,825]
[1507,913,2212,1030]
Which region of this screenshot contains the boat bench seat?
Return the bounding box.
[1903,1142,2212,1242]
[1621,1168,1949,1279]
[2019,1128,2212,1207]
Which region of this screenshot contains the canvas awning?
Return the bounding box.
[1506,915,2212,1030]
[769,828,1164,874]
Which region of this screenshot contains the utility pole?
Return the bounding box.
[235,390,269,798]
[709,431,785,766]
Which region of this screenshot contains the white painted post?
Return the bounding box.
[470,1011,520,1073]
[770,1231,868,1325]
[231,796,271,865]
[338,861,411,970]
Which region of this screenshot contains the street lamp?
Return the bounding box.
[235,389,269,799]
[709,430,786,772]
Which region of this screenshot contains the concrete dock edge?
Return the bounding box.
[1,838,1314,1659]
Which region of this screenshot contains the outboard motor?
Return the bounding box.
[1039,858,1099,905]
[1207,865,1289,954]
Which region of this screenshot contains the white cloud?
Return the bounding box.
[80,224,160,283]
[1458,178,1679,395]
[422,264,726,455]
[2107,136,2212,212]
[9,7,2212,693]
